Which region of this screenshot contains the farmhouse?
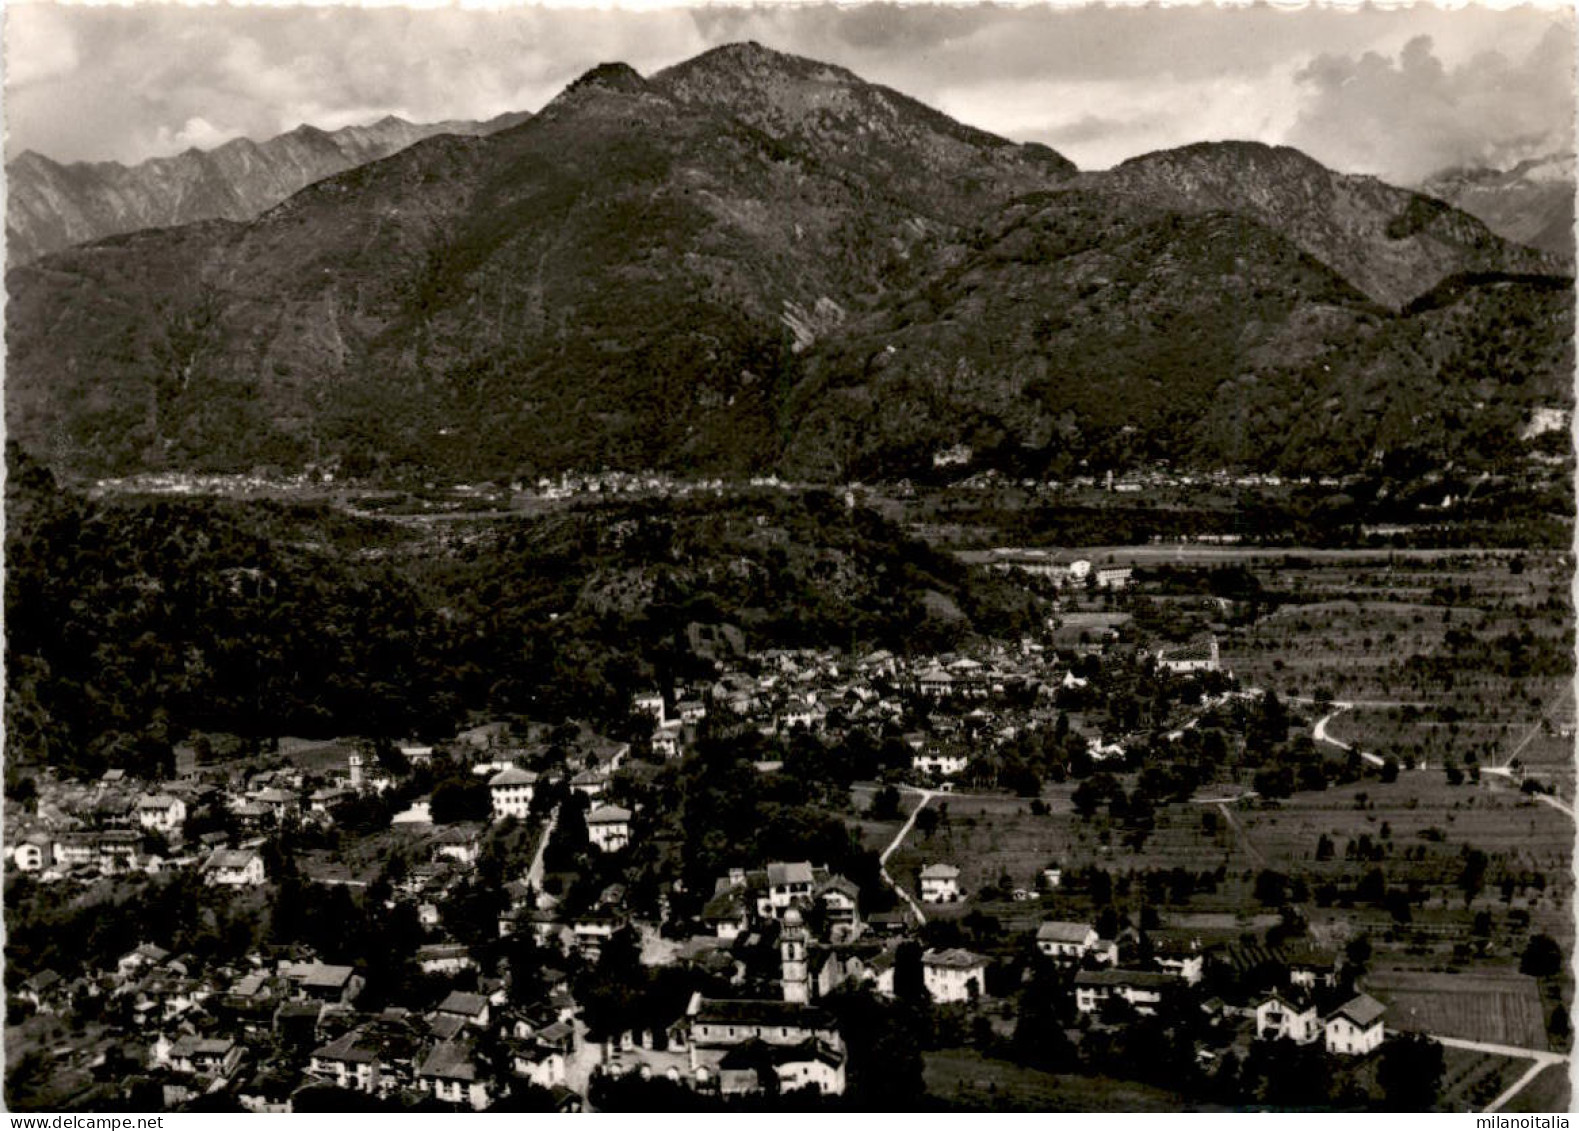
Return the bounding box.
[1073,968,1174,1015]
[1036,920,1098,961]
[1095,567,1133,590]
[913,748,969,777]
[137,794,187,835]
[286,961,363,1005]
[417,1040,490,1110]
[919,863,961,904]
[922,948,988,1003]
[1156,636,1221,675]
[204,848,266,887]
[586,805,632,853]
[488,767,536,821]
[1255,991,1320,1044]
[1325,994,1386,1056]
[766,861,816,916]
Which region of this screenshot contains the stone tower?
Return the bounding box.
[348,751,364,789]
[781,907,809,1004]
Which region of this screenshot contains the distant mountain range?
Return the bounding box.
[5,111,532,265]
[6,43,1571,485]
[1420,152,1575,262]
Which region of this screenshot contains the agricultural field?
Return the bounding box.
[1209,550,1572,784]
[885,790,1259,918]
[1369,968,1551,1049]
[1499,1062,1573,1113]
[1433,1046,1531,1113]
[923,1048,1221,1112]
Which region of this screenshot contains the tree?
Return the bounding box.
[869,786,901,821]
[1253,870,1288,907]
[1380,757,1400,784]
[915,807,940,839]
[1520,934,1563,979]
[894,941,926,1003]
[430,779,490,824]
[1377,1034,1445,1111]
[1458,849,1489,907]
[1072,779,1102,819]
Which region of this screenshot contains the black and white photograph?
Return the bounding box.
[2,0,1575,1114]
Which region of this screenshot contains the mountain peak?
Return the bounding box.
[563,61,650,97]
[654,40,857,92]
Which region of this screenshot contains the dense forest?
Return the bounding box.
[3,447,1036,783]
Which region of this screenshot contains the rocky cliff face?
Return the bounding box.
[5,111,530,265]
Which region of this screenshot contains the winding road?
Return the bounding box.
[1431,1035,1569,1113]
[878,788,934,926]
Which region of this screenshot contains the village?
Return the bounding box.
[14,533,1523,1116]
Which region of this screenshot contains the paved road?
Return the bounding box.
[1311,703,1386,767]
[879,789,934,926]
[1479,767,1575,819]
[525,804,559,889]
[1430,1034,1568,1113]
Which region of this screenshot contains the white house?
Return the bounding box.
[1157,637,1221,675]
[633,691,666,725]
[488,767,536,821]
[652,720,684,758]
[417,1041,490,1110]
[764,859,814,916]
[1325,994,1386,1056]
[1036,920,1098,961]
[1095,567,1133,590]
[1255,992,1320,1044]
[1073,969,1173,1015]
[12,835,49,872]
[921,948,988,1003]
[137,794,187,835]
[913,749,968,778]
[204,848,266,887]
[586,805,632,853]
[919,863,960,904]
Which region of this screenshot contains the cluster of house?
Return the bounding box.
[625,628,1227,785]
[1030,919,1390,1059]
[8,769,270,888]
[20,934,585,1112]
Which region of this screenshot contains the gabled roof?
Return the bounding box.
[289,961,355,990]
[489,767,536,787]
[313,1029,380,1064]
[1037,920,1094,943]
[767,861,814,887]
[1329,993,1386,1029]
[919,863,959,880]
[922,947,986,970]
[206,849,260,870]
[138,794,181,809]
[437,990,489,1017]
[1074,968,1175,989]
[417,1040,477,1082]
[692,998,835,1031]
[586,805,632,824]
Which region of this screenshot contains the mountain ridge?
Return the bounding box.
[5,44,1570,487]
[5,109,532,265]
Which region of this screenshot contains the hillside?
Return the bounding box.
[5,44,1571,485]
[5,110,531,265]
[781,183,1573,481]
[1084,142,1559,309]
[1420,153,1575,262]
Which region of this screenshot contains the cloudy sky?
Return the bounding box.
[5,2,1574,184]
